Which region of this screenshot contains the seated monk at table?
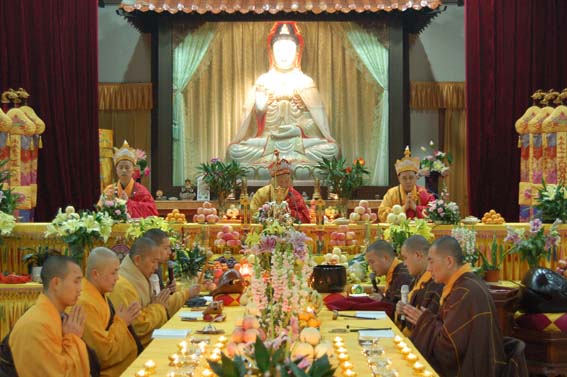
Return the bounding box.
[378,146,435,222]
[108,237,171,348]
[396,235,443,335]
[77,247,142,377]
[143,228,201,316]
[100,140,158,219]
[251,151,311,223]
[405,236,509,377]
[8,256,91,377]
[365,240,412,305]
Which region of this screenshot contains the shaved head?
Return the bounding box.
[41,255,80,292]
[130,237,158,258]
[86,247,118,278]
[403,235,430,256]
[366,240,396,259]
[431,236,464,265]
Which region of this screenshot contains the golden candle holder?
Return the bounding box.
[344,369,357,377]
[396,341,407,350]
[336,346,347,354]
[218,336,228,343]
[135,370,147,377]
[201,369,213,377]
[412,361,425,373]
[405,353,417,363]
[143,360,156,374]
[400,347,411,357]
[393,335,403,345]
[338,353,349,362]
[421,370,433,377]
[340,361,353,370]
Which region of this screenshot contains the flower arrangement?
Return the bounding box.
[253,200,294,227]
[197,158,247,200]
[536,180,567,223]
[505,218,561,269]
[451,226,479,267]
[125,216,172,240]
[0,210,16,236]
[425,191,460,225]
[133,148,150,180]
[384,219,434,253]
[45,206,114,261]
[419,140,452,177]
[96,195,129,222]
[0,160,19,236]
[315,157,369,201]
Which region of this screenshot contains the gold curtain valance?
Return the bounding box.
[410,81,465,110]
[98,83,153,111]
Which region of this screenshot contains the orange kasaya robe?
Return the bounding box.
[9,294,90,377]
[77,279,138,377]
[378,184,435,222]
[102,178,158,219]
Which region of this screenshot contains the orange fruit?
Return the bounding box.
[307,318,320,328]
[299,312,310,321]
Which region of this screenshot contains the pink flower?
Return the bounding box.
[530,218,543,233]
[115,209,122,215]
[427,155,435,161]
[104,200,114,207]
[132,168,141,180]
[143,167,151,176]
[135,149,147,160]
[437,207,444,214]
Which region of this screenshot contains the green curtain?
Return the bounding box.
[345,24,389,185]
[172,23,217,185]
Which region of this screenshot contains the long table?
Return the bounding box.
[121,306,439,376]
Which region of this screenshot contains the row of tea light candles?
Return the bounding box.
[333,336,357,376]
[133,336,229,376]
[392,335,433,376]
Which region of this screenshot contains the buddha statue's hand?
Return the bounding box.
[255,86,269,113]
[271,124,301,140]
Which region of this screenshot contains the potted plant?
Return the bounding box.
[197,158,247,215]
[22,247,61,282]
[315,157,369,217]
[479,235,510,282]
[172,242,208,281]
[535,180,567,223]
[505,218,561,269]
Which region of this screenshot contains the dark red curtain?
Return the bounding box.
[466,0,567,220]
[0,0,99,220]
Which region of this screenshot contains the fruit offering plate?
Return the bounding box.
[461,216,480,225]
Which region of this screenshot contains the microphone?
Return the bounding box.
[400,284,409,321]
[369,272,379,293]
[167,260,175,284]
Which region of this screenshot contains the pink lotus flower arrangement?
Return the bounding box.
[419,141,452,177]
[133,149,150,179]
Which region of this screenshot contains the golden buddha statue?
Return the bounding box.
[228,22,339,166]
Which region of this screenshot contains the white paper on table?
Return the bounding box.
[151,329,190,339]
[358,329,395,339]
[355,311,387,319]
[202,296,213,303]
[179,311,204,320]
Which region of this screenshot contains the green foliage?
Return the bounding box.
[22,246,61,270]
[536,180,567,223]
[208,338,336,377]
[315,157,369,200]
[197,158,247,198]
[173,242,207,280]
[479,234,510,271]
[0,159,20,214]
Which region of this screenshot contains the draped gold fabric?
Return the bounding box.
[181,21,382,180]
[0,283,43,339]
[410,81,468,214]
[410,82,465,110]
[98,83,153,111]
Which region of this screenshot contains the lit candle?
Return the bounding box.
[401,347,411,356]
[338,353,349,361]
[214,342,224,349]
[413,361,425,372]
[406,353,417,362]
[334,341,345,348]
[168,354,180,367]
[341,361,353,370]
[334,336,344,343]
[166,372,176,377]
[393,335,403,344]
[135,370,147,377]
[422,370,433,377]
[202,369,213,377]
[168,353,179,361]
[198,341,207,353]
[144,360,156,373]
[396,341,407,349]
[218,336,228,343]
[178,340,187,350]
[208,353,220,362]
[344,369,357,377]
[337,346,347,354]
[211,348,221,355]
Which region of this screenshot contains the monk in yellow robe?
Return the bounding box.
[378,147,435,222]
[143,228,201,316]
[396,235,443,336]
[108,237,171,348]
[77,247,142,377]
[365,240,412,305]
[9,255,90,377]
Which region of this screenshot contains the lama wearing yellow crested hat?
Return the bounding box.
[378,146,436,223]
[98,140,158,219]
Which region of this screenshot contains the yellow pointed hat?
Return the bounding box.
[113,140,137,166]
[395,146,420,175]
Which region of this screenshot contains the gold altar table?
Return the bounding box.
[121,306,439,376]
[2,223,566,281]
[0,282,42,339]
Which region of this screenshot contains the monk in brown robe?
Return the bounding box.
[365,240,412,304]
[396,235,443,335]
[405,236,507,377]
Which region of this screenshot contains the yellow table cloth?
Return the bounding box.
[0,282,42,339]
[121,306,439,376]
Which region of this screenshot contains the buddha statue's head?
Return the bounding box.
[268,22,304,71]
